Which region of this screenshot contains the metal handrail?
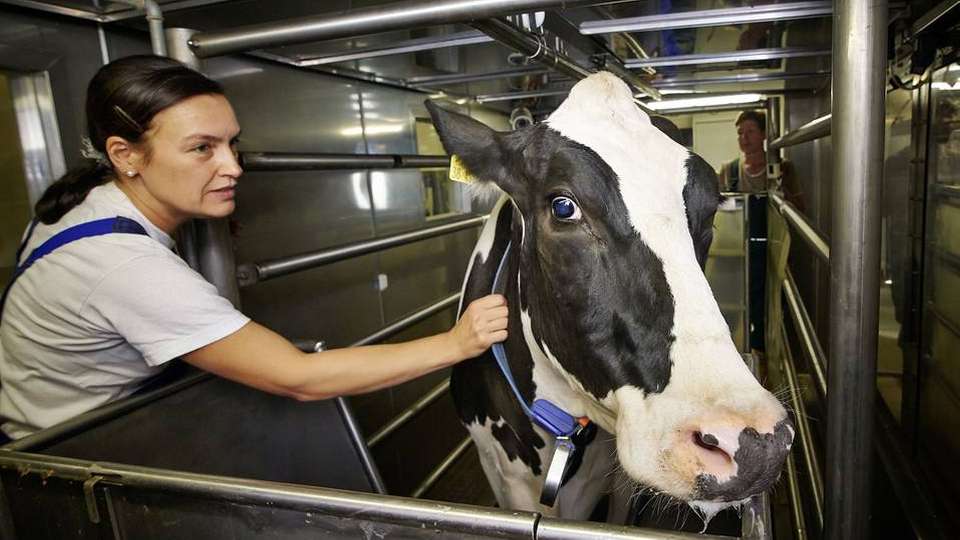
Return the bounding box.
[187,0,599,58]
[780,323,825,529]
[580,1,832,34]
[784,452,809,540]
[770,192,830,262]
[769,114,831,151]
[241,152,449,171]
[237,215,487,286]
[783,270,828,397]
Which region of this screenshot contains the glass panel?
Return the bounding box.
[918,62,960,516]
[0,72,32,284]
[706,196,747,350]
[877,86,914,422]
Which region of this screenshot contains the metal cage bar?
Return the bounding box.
[769,192,830,262]
[240,152,449,171]
[187,0,599,58]
[236,215,487,287]
[367,380,451,448]
[769,114,831,151]
[825,2,887,538]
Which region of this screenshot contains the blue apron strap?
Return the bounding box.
[1,216,148,319]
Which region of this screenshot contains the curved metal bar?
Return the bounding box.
[410,436,473,498]
[784,269,828,398]
[240,152,449,171]
[769,191,830,262]
[237,216,487,287]
[188,0,599,58]
[351,293,461,348]
[472,18,592,81]
[335,397,387,494]
[769,114,831,151]
[780,323,825,530]
[367,380,451,448]
[784,451,809,540]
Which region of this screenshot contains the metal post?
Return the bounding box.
[826,1,887,539]
[166,27,241,306]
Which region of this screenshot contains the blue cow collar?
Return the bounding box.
[489,240,597,507]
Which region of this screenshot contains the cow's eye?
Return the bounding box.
[551,196,581,221]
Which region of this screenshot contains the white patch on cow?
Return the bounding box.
[457,195,510,314]
[546,71,785,499]
[465,418,559,516]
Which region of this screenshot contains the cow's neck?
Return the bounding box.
[505,207,618,433]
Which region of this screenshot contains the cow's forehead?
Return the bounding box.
[545,72,690,222]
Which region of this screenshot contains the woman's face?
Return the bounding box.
[737,119,765,155]
[134,94,242,224]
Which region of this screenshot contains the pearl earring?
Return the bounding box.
[125,170,136,177]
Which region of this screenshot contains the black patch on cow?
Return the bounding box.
[682,153,721,270]
[450,200,546,474]
[515,126,676,399]
[694,418,794,501]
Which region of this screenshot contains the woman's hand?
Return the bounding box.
[448,294,508,360]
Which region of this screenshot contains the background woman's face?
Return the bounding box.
[737,119,765,155]
[136,94,242,222]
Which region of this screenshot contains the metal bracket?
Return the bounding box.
[82,475,104,524]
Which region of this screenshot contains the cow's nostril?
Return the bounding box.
[693,431,732,463]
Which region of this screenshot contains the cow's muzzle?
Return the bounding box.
[690,418,794,501]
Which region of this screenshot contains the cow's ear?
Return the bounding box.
[682,153,721,269]
[425,100,517,193]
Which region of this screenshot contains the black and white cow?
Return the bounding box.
[426,72,793,522]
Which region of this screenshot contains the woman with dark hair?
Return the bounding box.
[0,55,508,441]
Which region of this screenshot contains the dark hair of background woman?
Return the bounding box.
[34,55,224,224]
[735,110,766,133]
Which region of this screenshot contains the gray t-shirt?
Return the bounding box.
[0,181,249,439]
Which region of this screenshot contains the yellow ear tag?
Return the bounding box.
[449,154,478,184]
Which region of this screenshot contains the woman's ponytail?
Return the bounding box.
[34,161,111,224]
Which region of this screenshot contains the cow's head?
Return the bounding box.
[427,72,792,508]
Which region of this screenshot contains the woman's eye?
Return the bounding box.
[193,144,211,153]
[550,196,581,221]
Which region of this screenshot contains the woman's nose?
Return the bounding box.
[221,149,243,177]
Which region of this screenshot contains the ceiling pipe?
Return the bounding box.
[187,0,598,58]
[116,0,167,56]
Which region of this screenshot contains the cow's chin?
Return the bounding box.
[611,385,790,505]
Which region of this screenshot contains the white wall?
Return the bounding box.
[692,110,742,172]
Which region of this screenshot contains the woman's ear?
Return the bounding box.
[105,135,140,174]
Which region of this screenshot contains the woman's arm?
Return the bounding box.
[183,294,508,401]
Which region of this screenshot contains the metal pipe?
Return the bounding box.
[407,66,551,87]
[368,380,451,447]
[351,293,461,347]
[0,451,538,537]
[117,0,168,56]
[784,270,828,398]
[654,71,830,89]
[240,152,448,171]
[784,452,809,540]
[476,88,573,103]
[825,1,887,538]
[188,0,598,58]
[780,323,825,530]
[335,397,387,494]
[769,191,830,262]
[625,47,830,69]
[769,114,831,151]
[912,0,960,35]
[580,1,832,35]
[536,519,730,540]
[410,436,473,498]
[472,18,593,81]
[296,31,492,66]
[237,216,487,287]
